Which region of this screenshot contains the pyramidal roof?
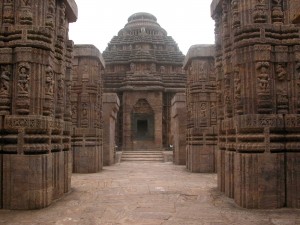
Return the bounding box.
[103,12,184,65]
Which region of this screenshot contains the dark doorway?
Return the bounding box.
[137,119,148,137]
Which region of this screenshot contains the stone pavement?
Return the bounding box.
[0,162,299,225]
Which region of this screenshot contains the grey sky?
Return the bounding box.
[69,0,215,55]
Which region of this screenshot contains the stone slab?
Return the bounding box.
[0,162,299,224]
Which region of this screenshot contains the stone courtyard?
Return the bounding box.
[0,161,299,225]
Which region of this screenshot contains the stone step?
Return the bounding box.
[121,151,164,162]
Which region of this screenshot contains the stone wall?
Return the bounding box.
[0,0,77,209]
[103,93,120,166]
[170,93,187,165]
[183,45,217,173]
[71,44,104,173]
[211,0,300,208]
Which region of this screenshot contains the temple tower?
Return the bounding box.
[0,0,77,209]
[211,0,300,208]
[103,12,186,151]
[71,45,105,173]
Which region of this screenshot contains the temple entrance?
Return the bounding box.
[133,114,154,140]
[131,99,155,150]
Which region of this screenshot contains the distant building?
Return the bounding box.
[103,12,186,151]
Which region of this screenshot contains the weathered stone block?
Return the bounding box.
[186,145,215,173]
[224,151,234,198]
[234,153,285,209]
[171,93,187,165]
[73,146,102,173]
[103,93,120,166]
[2,154,53,209]
[286,153,300,208]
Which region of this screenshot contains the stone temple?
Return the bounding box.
[0,0,300,212]
[102,12,186,151]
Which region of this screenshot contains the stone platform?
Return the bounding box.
[0,162,299,225]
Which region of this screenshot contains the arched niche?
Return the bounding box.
[131,99,154,140]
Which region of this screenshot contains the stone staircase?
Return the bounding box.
[121,151,164,162]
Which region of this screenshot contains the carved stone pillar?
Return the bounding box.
[71,45,104,173]
[212,0,300,209]
[183,45,217,172]
[0,0,78,209]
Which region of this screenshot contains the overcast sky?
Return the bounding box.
[69,0,215,55]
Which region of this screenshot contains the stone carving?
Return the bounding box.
[71,45,104,173]
[253,0,268,23]
[183,45,216,173]
[272,0,284,24]
[0,65,11,114]
[46,0,56,28]
[43,66,55,116]
[3,1,14,24]
[256,62,270,93]
[16,63,30,115]
[275,64,288,113]
[231,0,240,28]
[0,0,78,210]
[19,0,33,25]
[211,0,300,209]
[0,65,11,96]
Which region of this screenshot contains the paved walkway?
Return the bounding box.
[0,162,299,225]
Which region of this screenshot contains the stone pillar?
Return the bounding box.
[211,0,300,208]
[103,93,120,166]
[170,93,187,165]
[0,0,77,209]
[71,45,105,173]
[183,45,217,172]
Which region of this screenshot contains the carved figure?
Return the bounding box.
[45,66,54,95]
[0,66,10,95]
[18,66,30,93]
[276,64,287,81]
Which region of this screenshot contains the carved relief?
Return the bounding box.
[0,65,12,114]
[233,66,243,115]
[46,0,56,28]
[57,2,66,40]
[81,103,88,127]
[271,0,284,25]
[275,63,288,113]
[256,62,270,93]
[43,66,55,116]
[256,61,272,113]
[3,1,15,24]
[16,63,30,115]
[222,1,230,38]
[19,0,33,25]
[231,0,240,29]
[253,0,268,23]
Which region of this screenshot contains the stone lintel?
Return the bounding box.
[183,44,215,69]
[64,0,78,23]
[74,44,105,68]
[171,93,186,106]
[210,0,222,18]
[103,93,120,107]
